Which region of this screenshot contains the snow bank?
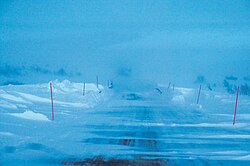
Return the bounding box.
[8,110,49,122]
[0,80,106,110]
[18,92,50,103]
[0,100,17,109]
[176,87,194,95]
[0,90,31,104]
[50,80,103,94]
[172,95,185,104]
[18,92,89,108]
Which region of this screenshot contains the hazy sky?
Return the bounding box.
[0,0,250,85]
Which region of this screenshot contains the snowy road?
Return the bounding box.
[78,99,250,165]
[1,81,250,165]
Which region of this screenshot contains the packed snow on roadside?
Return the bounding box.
[8,110,49,122]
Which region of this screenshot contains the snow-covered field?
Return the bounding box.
[0,80,250,165]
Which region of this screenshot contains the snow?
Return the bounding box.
[18,92,51,103]
[0,132,14,136]
[0,100,17,109]
[51,79,102,94]
[172,95,185,104]
[1,2,249,165]
[0,80,250,165]
[164,122,248,128]
[17,91,90,108]
[8,110,49,122]
[0,91,31,104]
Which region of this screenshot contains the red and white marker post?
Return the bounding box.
[50,82,54,121]
[196,84,202,104]
[233,86,240,125]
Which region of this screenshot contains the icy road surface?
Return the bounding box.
[1,80,250,165]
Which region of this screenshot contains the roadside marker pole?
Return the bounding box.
[233,86,240,125]
[83,82,86,96]
[50,82,54,121]
[96,76,99,89]
[196,84,202,104]
[167,82,171,90]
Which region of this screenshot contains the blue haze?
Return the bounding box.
[0,0,250,86]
